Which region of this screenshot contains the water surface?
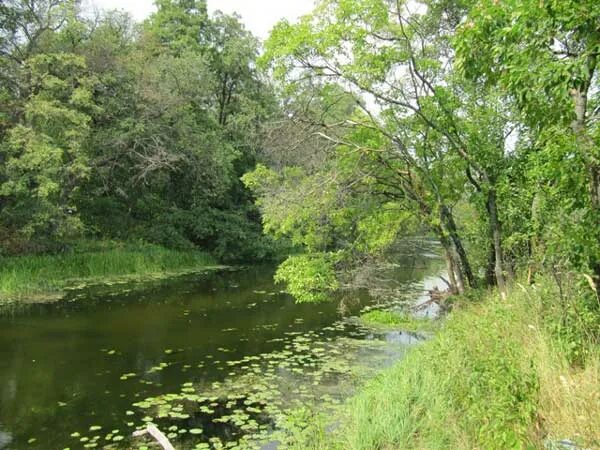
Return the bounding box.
[0,257,443,449]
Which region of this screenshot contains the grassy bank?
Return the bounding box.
[0,241,219,303]
[293,279,600,450]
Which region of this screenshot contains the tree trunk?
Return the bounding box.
[485,241,496,287]
[444,249,459,295]
[437,228,464,295]
[487,188,507,298]
[450,243,466,294]
[571,83,600,287]
[440,205,476,288]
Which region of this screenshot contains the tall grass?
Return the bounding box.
[292,278,600,450]
[0,240,217,301]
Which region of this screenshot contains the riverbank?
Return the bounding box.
[0,241,221,304]
[293,278,600,450]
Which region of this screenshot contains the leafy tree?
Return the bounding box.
[144,0,208,54]
[0,1,278,261]
[73,1,277,261]
[456,0,600,282]
[256,0,522,296]
[0,52,97,249]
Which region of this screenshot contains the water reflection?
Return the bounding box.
[382,330,427,345]
[0,430,12,450]
[0,255,443,449]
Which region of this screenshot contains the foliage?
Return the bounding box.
[0,52,96,247]
[244,0,600,303]
[0,0,279,262]
[274,253,342,303]
[144,0,208,54]
[360,309,437,332]
[455,0,600,277]
[256,0,509,298]
[455,0,599,126]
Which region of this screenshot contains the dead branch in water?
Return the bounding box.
[133,425,175,450]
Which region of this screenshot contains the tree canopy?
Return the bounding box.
[0,0,278,261]
[243,0,600,300]
[1,0,598,300]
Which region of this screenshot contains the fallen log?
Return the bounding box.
[133,424,175,450]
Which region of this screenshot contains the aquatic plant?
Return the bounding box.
[0,241,216,302]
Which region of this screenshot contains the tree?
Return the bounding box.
[0,1,279,260]
[71,1,278,261]
[143,0,208,55]
[456,0,600,282]
[0,0,77,141]
[256,0,520,297]
[0,52,96,249]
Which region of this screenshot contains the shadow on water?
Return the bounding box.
[0,249,445,450]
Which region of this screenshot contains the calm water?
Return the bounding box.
[0,257,443,450]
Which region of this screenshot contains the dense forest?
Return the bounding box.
[0,0,281,263]
[0,0,598,298]
[2,0,599,295]
[1,0,600,449]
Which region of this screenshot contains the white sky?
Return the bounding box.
[86,0,315,39]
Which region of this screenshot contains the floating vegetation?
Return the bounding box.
[148,362,171,373]
[59,319,411,449]
[9,263,443,450]
[120,318,411,450]
[119,372,137,381]
[360,309,438,332]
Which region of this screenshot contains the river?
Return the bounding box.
[0,254,443,450]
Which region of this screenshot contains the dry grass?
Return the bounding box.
[538,342,600,448]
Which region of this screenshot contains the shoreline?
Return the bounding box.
[0,265,232,306]
[0,243,227,305]
[286,279,600,450]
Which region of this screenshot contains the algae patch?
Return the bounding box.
[360,309,438,332]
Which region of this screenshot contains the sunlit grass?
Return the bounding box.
[0,241,217,302]
[291,279,600,450]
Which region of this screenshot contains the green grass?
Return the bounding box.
[360,309,438,332]
[0,240,218,303]
[291,279,600,450]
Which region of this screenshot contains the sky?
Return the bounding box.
[87,0,315,39]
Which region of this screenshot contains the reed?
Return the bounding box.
[0,241,216,302]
